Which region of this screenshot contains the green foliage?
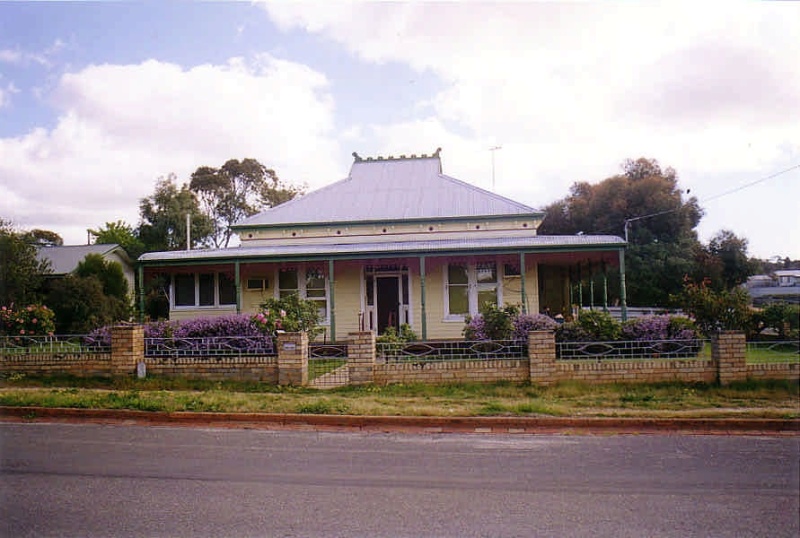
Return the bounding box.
[190,158,305,248]
[575,310,622,340]
[46,275,117,333]
[89,220,145,259]
[75,254,131,322]
[695,229,758,290]
[0,219,51,305]
[377,324,419,344]
[0,304,55,337]
[138,173,215,251]
[675,278,752,336]
[753,303,800,340]
[254,293,322,339]
[464,303,519,340]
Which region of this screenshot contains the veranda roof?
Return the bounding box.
[139,235,625,265]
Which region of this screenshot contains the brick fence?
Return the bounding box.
[2,328,798,386]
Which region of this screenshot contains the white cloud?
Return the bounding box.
[0,80,19,108]
[0,55,341,245]
[0,39,65,67]
[264,2,800,258]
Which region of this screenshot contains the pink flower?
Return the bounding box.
[280,309,287,318]
[32,318,38,324]
[19,329,25,334]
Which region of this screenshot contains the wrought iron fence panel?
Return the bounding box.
[556,339,707,361]
[144,335,276,358]
[377,339,526,363]
[310,344,348,359]
[746,340,799,362]
[0,334,111,354]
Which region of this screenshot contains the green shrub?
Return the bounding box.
[575,310,621,340]
[464,303,519,340]
[675,277,752,336]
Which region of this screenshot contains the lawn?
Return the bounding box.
[1,374,797,419]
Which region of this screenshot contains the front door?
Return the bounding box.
[376,276,400,334]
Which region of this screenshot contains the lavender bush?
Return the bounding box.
[621,315,698,341]
[513,314,558,341]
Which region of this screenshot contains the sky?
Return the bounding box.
[1,1,798,260]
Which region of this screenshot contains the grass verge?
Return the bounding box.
[1,374,797,418]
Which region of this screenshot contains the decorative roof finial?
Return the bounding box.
[433,147,442,157]
[352,152,362,162]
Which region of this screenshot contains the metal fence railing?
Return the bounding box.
[746,340,799,363]
[144,336,276,358]
[0,334,110,355]
[377,339,526,363]
[556,339,708,361]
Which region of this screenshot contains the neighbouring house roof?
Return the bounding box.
[139,235,625,264]
[774,270,800,278]
[36,244,131,275]
[234,151,541,229]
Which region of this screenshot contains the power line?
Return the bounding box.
[585,162,800,237]
[699,163,800,204]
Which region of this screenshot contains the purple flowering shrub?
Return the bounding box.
[513,314,558,341]
[85,315,273,354]
[621,315,698,341]
[464,307,557,342]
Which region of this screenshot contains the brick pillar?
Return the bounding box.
[712,331,746,386]
[529,330,557,386]
[110,324,144,376]
[348,331,375,385]
[277,332,308,386]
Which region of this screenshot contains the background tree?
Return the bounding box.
[0,219,51,306]
[89,220,146,259]
[21,229,63,247]
[190,158,304,248]
[46,275,115,334]
[538,158,704,306]
[703,230,757,290]
[75,253,131,320]
[138,173,214,251]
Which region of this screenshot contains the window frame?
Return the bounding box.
[274,265,330,325]
[443,260,503,322]
[170,272,237,309]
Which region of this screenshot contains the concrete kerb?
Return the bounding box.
[1,407,798,436]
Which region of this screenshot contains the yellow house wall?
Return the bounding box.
[331,266,363,341]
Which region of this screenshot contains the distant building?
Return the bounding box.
[745,270,800,306]
[36,244,135,295]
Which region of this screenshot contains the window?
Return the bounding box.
[171,273,237,308]
[246,278,268,291]
[276,265,330,323]
[444,262,500,320]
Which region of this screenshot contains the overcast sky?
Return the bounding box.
[1,2,798,259]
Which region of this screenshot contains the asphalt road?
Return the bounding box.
[1,423,798,538]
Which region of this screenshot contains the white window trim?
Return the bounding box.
[443,261,503,322]
[274,265,331,325]
[171,272,236,309]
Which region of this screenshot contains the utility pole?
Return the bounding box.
[489,146,502,191]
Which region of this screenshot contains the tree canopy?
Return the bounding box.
[89,220,145,259]
[138,173,215,251]
[539,158,709,306]
[0,219,51,306]
[189,158,304,248]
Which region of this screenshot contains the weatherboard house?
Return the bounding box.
[138,150,627,341]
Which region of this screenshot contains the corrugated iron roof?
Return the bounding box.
[36,244,128,275]
[139,235,624,264]
[235,153,540,229]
